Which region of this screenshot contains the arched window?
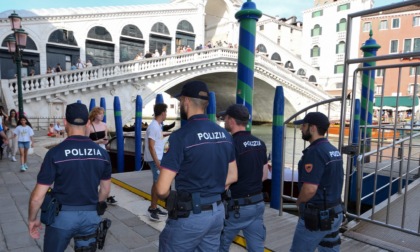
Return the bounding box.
[311,46,320,57]
[121,24,143,38]
[177,20,194,33]
[285,61,294,69]
[311,24,322,37]
[150,22,171,55]
[336,41,346,54]
[151,22,170,35]
[309,75,317,83]
[2,35,37,51]
[48,29,78,46]
[336,18,347,32]
[87,26,112,41]
[86,27,114,66]
[256,44,267,53]
[176,20,195,50]
[271,52,281,62]
[120,25,144,62]
[297,68,306,76]
[1,35,38,79]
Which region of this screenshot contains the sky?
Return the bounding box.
[0,0,401,21]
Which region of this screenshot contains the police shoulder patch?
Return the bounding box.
[305,164,313,173]
[163,141,170,153]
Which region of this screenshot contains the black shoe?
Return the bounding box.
[148,209,160,221]
[148,207,167,217]
[155,207,167,216]
[148,207,166,221]
[106,196,117,204]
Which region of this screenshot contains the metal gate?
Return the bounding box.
[280,1,420,250]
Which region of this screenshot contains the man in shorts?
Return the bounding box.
[144,103,168,221]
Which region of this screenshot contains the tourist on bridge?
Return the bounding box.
[156,80,238,252]
[290,112,344,252]
[76,58,85,69]
[218,104,269,252]
[55,63,62,73]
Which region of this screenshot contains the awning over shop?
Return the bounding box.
[374,96,419,108]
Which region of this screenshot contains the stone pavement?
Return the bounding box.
[0,132,245,252]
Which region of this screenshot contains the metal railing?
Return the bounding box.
[26,117,64,131]
[338,0,420,237]
[279,97,342,214]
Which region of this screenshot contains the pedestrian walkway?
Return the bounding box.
[0,132,246,252]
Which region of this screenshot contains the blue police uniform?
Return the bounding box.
[220,131,267,252]
[37,135,112,251]
[290,138,344,252]
[159,114,235,252]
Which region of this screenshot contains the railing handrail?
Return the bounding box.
[284,98,342,124]
[357,132,420,160]
[2,47,333,116]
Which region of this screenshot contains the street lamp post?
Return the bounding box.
[6,11,28,118]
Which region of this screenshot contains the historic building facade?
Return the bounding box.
[359,4,420,98]
[302,0,374,96]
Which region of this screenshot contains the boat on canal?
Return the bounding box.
[328,121,400,139]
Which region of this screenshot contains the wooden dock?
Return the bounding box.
[112,171,389,252]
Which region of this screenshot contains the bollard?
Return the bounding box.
[235,0,262,131]
[135,95,143,171]
[100,97,106,123]
[113,96,124,173]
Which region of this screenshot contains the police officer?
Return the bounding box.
[28,103,112,251]
[218,104,268,252]
[156,80,238,252]
[290,112,344,252]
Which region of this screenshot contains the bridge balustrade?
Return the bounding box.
[4,48,322,97]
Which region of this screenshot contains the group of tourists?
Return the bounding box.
[0,107,34,172]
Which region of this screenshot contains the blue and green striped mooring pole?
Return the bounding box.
[207,91,216,122]
[235,0,262,131]
[360,31,380,162]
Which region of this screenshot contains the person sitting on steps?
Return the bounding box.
[54,121,65,137]
[47,123,56,137]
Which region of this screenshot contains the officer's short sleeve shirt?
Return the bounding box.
[298,138,343,205]
[37,135,112,206]
[160,114,235,197]
[230,131,267,198]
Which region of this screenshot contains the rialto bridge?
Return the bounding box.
[0,48,334,127]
